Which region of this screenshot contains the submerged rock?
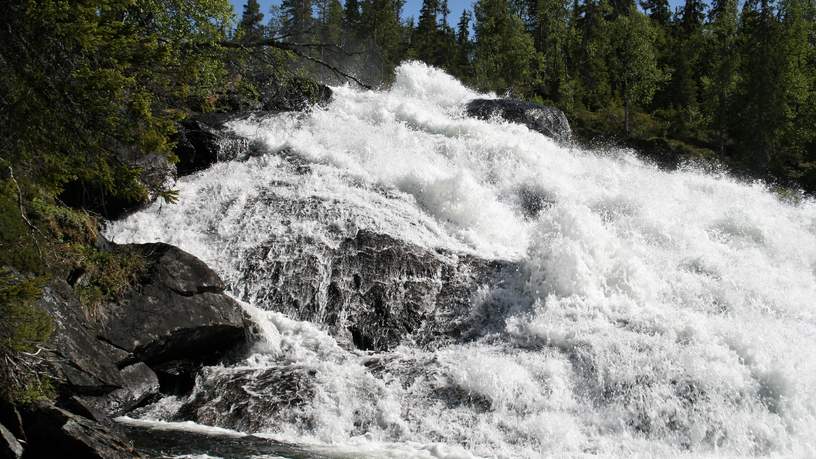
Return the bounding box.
[466,98,572,142]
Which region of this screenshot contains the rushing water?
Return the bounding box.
[107,62,816,458]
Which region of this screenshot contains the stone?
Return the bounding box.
[19,403,139,459]
[466,98,572,142]
[0,423,23,459]
[36,281,123,395]
[104,363,160,416]
[96,243,246,366]
[239,229,519,351]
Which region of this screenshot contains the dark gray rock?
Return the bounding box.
[174,366,315,433]
[19,403,139,459]
[175,117,250,175]
[258,76,333,112]
[237,228,520,351]
[0,423,22,459]
[36,281,124,395]
[466,98,572,142]
[96,243,246,366]
[103,363,160,416]
[0,402,24,444]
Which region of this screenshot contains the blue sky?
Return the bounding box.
[229,0,686,27]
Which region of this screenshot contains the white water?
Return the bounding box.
[107,62,816,457]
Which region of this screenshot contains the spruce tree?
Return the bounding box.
[473,0,536,93]
[281,0,314,42]
[238,0,265,42]
[608,11,665,133]
[706,0,740,154]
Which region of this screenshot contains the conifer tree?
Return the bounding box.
[473,0,536,93]
[281,0,314,42]
[705,0,740,154]
[608,11,665,133]
[238,0,265,41]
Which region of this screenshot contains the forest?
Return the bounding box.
[253,0,816,191]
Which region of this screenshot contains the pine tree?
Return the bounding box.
[640,0,671,25]
[735,0,785,170]
[705,0,740,154]
[238,0,265,42]
[453,10,473,78]
[344,0,363,35]
[526,0,571,102]
[574,0,614,109]
[608,11,665,133]
[281,0,314,42]
[473,0,536,94]
[360,0,405,80]
[413,0,441,63]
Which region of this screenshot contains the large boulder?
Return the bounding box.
[96,243,247,366]
[239,228,519,351]
[19,403,139,459]
[466,98,572,142]
[37,281,124,395]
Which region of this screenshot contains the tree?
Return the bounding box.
[238,0,265,41]
[608,11,665,133]
[281,0,315,42]
[525,0,572,102]
[345,0,363,35]
[734,0,785,170]
[473,0,536,94]
[360,0,406,79]
[453,10,474,78]
[704,0,740,154]
[640,0,671,25]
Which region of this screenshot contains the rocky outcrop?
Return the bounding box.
[238,229,520,351]
[175,78,333,176]
[466,98,572,142]
[37,281,124,395]
[174,115,251,175]
[174,365,316,433]
[19,403,139,459]
[95,243,246,367]
[18,242,250,458]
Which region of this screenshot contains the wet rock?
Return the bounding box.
[0,423,23,459]
[19,403,139,459]
[36,281,123,395]
[175,117,250,175]
[104,363,160,416]
[96,243,247,366]
[174,366,316,433]
[257,76,333,112]
[466,98,572,142]
[120,418,332,459]
[239,229,519,351]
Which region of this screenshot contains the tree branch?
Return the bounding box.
[219,39,372,90]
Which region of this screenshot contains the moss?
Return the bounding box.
[73,246,147,317]
[0,269,54,404]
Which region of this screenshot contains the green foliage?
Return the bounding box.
[74,247,147,317]
[0,269,54,404]
[473,0,536,94]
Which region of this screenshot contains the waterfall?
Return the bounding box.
[106,62,816,458]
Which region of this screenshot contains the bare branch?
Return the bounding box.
[218,39,372,89]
